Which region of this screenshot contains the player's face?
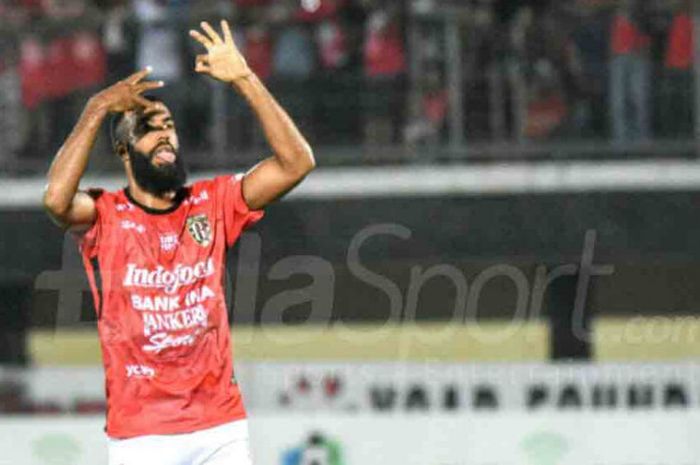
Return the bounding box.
[126,104,187,196]
[131,104,180,166]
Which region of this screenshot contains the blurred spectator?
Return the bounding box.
[17,0,102,153]
[134,0,184,115]
[134,0,182,82]
[510,5,574,140]
[363,7,405,79]
[101,0,135,83]
[524,60,568,139]
[463,0,501,140]
[403,66,447,145]
[569,0,610,138]
[335,0,366,73]
[0,34,21,164]
[362,5,406,145]
[273,22,315,78]
[222,10,274,151]
[660,0,693,138]
[313,1,364,145]
[46,36,77,100]
[17,35,48,158]
[316,18,348,72]
[18,35,45,112]
[609,0,651,142]
[244,22,273,80]
[40,25,106,154]
[97,0,135,161]
[71,30,107,90]
[271,18,315,141]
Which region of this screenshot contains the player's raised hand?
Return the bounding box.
[90,68,163,113]
[189,20,253,83]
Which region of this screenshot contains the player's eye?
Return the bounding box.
[144,123,171,131]
[134,119,150,137]
[149,121,174,130]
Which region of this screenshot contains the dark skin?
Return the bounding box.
[120,103,182,206]
[44,20,315,230]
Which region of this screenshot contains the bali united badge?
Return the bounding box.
[186,214,212,247]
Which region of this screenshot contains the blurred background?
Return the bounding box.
[4,0,700,463]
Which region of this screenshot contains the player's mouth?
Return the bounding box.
[152,144,176,164]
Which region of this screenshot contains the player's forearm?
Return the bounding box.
[43,99,108,215]
[232,74,315,175]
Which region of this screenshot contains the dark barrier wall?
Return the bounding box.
[3,190,700,339]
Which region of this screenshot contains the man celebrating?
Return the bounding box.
[42,20,315,465]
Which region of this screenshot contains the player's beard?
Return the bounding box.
[128,145,187,197]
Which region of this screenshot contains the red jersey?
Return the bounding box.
[611,15,650,55]
[76,175,263,439]
[364,23,406,78]
[665,13,693,70]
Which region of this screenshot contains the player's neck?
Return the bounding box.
[126,180,178,211]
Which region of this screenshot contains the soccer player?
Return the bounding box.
[42,20,315,465]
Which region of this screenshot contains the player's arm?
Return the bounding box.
[43,69,162,230]
[190,20,315,211]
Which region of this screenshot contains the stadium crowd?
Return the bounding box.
[0,0,695,169]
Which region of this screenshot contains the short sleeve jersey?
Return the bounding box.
[76,175,263,439]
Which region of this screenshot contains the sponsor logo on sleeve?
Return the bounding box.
[185,190,209,206]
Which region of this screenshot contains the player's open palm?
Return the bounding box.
[190,20,252,83]
[90,68,163,113]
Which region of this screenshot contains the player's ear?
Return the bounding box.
[115,142,129,161]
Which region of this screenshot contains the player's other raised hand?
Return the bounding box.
[90,68,163,113]
[189,20,253,84]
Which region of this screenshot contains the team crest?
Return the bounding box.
[186,214,212,247]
